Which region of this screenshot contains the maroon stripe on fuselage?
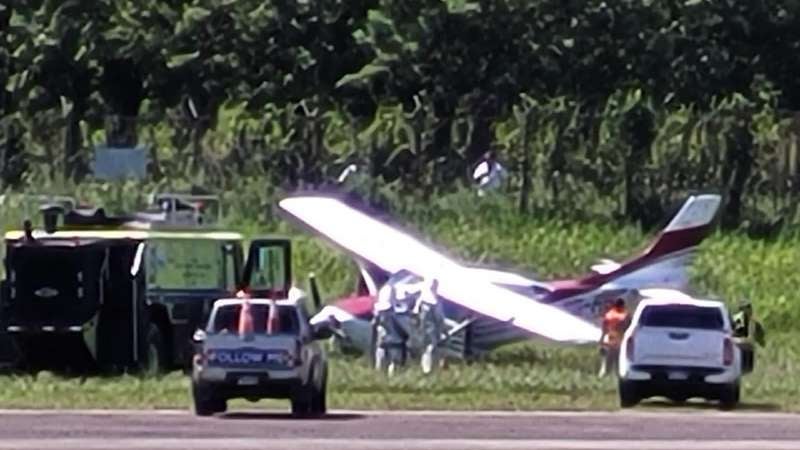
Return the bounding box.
[543,224,711,302]
[643,225,710,260]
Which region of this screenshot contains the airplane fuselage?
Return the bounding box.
[319,247,697,359]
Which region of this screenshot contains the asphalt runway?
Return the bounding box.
[1,408,800,449]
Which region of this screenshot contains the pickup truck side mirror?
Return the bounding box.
[192,329,207,343]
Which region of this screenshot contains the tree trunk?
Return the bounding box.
[147,127,163,181]
[722,119,754,229]
[64,107,83,181]
[622,103,655,225]
[0,119,26,188]
[101,59,143,148]
[517,112,530,214]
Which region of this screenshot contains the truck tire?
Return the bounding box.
[740,344,755,374]
[311,367,327,416]
[668,394,688,404]
[719,382,740,410]
[191,381,220,417]
[215,398,228,414]
[618,380,639,408]
[144,324,168,375]
[291,385,313,418]
[292,366,315,418]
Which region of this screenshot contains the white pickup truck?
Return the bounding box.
[190,295,333,417]
[617,289,748,409]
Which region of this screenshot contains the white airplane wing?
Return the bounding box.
[278,195,600,343]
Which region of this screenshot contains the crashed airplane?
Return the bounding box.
[278,193,721,362]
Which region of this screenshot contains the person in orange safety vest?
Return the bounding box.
[598,298,629,377]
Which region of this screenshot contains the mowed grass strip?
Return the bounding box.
[0,337,792,411]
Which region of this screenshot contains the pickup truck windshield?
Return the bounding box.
[640,304,724,330]
[210,304,299,335]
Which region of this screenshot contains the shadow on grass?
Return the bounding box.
[480,343,600,371]
[639,398,780,412]
[220,411,365,421]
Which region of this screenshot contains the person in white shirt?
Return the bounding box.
[372,283,395,372]
[372,281,415,375]
[414,278,445,374]
[472,151,506,196]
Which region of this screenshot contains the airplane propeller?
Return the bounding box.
[308,272,322,313]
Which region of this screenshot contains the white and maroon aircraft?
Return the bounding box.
[278,193,721,359]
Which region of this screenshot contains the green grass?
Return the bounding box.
[0,337,793,411]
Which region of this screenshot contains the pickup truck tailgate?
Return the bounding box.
[635,327,725,367]
[205,335,300,369]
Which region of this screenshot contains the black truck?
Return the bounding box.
[0,194,291,373]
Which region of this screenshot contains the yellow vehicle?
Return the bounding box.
[0,194,291,373]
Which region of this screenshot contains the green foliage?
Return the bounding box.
[4,0,800,229]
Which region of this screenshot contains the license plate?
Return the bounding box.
[237,376,258,386]
[668,371,689,380]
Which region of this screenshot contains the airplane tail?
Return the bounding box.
[637,193,722,261]
[584,193,722,289]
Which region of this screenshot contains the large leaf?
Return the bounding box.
[166,51,200,68]
[445,0,481,14]
[335,63,389,88]
[183,6,212,23]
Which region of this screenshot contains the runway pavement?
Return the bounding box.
[1,408,800,449]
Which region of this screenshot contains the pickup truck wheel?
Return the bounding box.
[291,386,313,418]
[191,382,218,417]
[719,383,740,410]
[740,344,755,374]
[668,395,688,404]
[214,398,227,414]
[618,380,639,408]
[311,369,327,416]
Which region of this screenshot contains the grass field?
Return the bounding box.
[0,336,792,411]
[0,189,798,411]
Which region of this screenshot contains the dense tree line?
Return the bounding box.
[2,0,800,229]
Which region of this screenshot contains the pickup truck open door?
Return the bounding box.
[240,238,292,299]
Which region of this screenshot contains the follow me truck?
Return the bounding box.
[0,194,295,373]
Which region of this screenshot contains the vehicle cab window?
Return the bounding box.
[146,239,228,290]
[209,303,300,335]
[639,304,725,330]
